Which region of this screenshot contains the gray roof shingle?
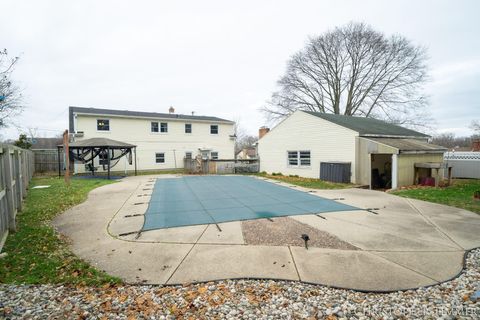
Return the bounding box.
[364,138,446,153]
[69,106,234,132]
[303,111,429,138]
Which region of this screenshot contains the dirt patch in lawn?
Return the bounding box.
[241,217,358,250]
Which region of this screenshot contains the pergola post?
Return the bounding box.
[91,147,95,176]
[134,147,137,176]
[107,147,111,180]
[57,146,61,178]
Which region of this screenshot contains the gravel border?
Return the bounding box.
[1,248,479,319]
[242,217,358,250]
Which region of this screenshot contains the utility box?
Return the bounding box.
[320,162,351,183]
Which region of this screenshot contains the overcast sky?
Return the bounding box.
[1,0,479,140]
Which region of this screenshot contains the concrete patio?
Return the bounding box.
[53,175,480,292]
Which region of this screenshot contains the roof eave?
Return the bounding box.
[70,106,234,124]
[360,134,430,139]
[399,150,447,154]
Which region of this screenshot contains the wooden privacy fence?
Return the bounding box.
[33,149,63,173]
[0,144,35,251]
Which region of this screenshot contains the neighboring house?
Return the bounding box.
[31,137,63,150]
[257,110,447,189]
[69,106,235,172]
[236,147,257,159]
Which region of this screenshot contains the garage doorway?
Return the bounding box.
[371,154,392,189]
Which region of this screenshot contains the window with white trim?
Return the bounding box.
[155,152,165,163]
[160,122,168,133]
[211,152,218,160]
[97,119,110,131]
[151,122,159,132]
[185,152,192,159]
[299,151,311,166]
[210,125,218,134]
[185,123,192,133]
[288,151,298,166]
[287,151,311,167]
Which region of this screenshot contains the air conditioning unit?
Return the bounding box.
[75,131,84,137]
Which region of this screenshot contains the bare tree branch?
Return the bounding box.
[262,22,431,129]
[0,49,23,129]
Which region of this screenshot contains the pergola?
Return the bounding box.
[57,137,137,179]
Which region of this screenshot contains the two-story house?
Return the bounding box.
[69,106,235,172]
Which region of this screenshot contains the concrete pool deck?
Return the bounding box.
[53,175,480,292]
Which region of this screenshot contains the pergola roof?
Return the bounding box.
[67,138,136,149]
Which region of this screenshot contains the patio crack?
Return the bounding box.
[288,246,301,281]
[165,224,209,284]
[405,198,464,250]
[366,251,442,283]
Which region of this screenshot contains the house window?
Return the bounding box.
[160,122,168,133]
[185,152,192,159]
[287,151,311,167]
[299,151,311,166]
[210,125,218,134]
[288,151,298,166]
[97,119,110,131]
[185,123,192,133]
[155,152,165,163]
[211,152,219,160]
[151,122,159,132]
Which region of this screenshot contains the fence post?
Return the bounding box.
[14,150,23,212]
[3,148,16,232]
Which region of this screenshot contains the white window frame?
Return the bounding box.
[287,150,311,168]
[185,151,192,159]
[299,151,311,166]
[210,151,219,160]
[155,152,165,164]
[287,151,298,166]
[97,119,110,131]
[210,124,219,135]
[185,123,192,134]
[160,122,168,133]
[151,121,159,133]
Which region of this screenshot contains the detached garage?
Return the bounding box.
[257,111,447,189]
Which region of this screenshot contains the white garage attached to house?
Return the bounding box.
[257,110,447,189]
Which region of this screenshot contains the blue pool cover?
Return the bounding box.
[142,176,359,231]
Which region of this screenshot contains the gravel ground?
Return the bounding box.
[242,217,358,250]
[1,249,479,319]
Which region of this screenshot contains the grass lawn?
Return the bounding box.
[391,179,480,214]
[255,173,353,189]
[0,177,122,285]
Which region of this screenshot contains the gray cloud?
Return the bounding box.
[1,0,479,139]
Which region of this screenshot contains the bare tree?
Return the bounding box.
[232,116,258,154]
[0,49,23,128]
[470,120,480,138]
[431,133,471,149]
[236,135,258,151]
[263,22,430,128]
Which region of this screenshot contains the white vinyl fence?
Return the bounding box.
[444,152,480,179]
[0,144,35,251]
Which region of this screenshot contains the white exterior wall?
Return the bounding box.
[73,114,235,172]
[257,111,359,182]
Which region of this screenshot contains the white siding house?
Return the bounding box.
[258,110,446,189]
[257,111,359,180]
[69,106,235,172]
